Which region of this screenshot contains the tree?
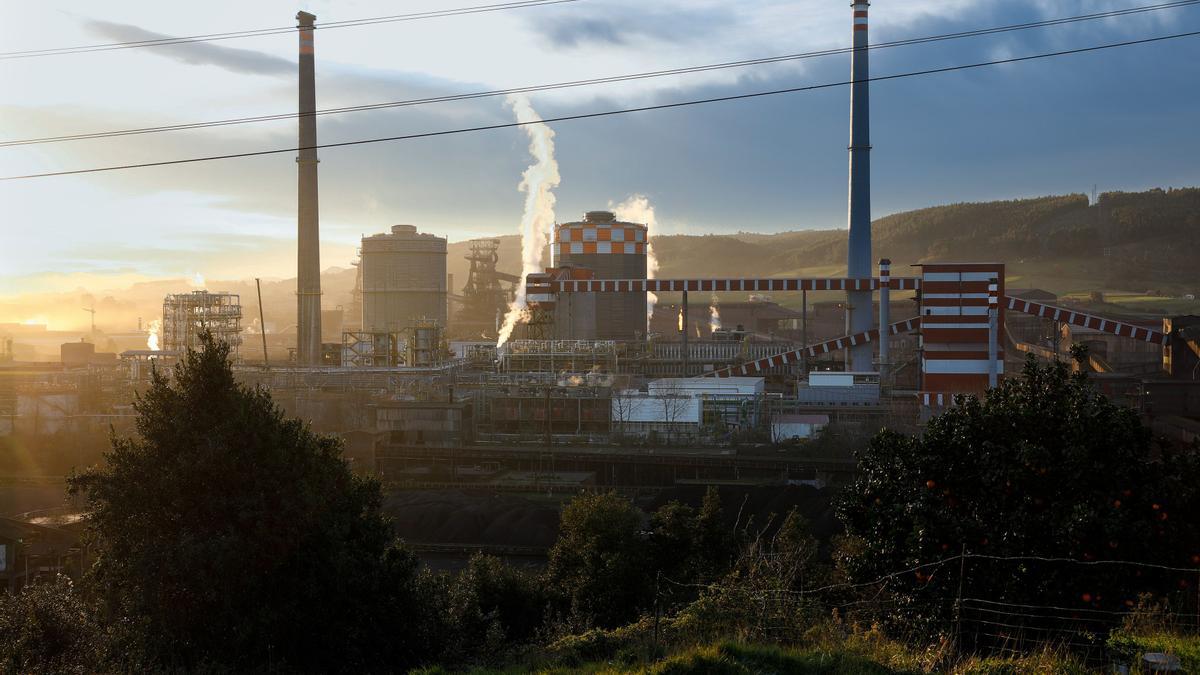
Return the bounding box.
[694,486,733,581]
[0,577,102,673]
[837,356,1200,622]
[69,333,435,671]
[446,553,548,663]
[655,381,693,446]
[546,492,650,628]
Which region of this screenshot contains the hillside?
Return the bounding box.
[449,187,1199,303]
[4,187,1196,337]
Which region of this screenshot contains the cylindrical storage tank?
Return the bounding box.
[554,211,647,340]
[361,225,448,333]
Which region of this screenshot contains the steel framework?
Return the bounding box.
[162,291,243,360]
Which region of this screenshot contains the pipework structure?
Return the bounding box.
[846,0,873,372]
[296,11,322,366]
[162,291,243,360]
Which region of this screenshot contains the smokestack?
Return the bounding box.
[296,11,322,366]
[846,1,873,372]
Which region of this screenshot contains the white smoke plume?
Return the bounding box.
[497,95,560,348]
[709,295,722,332]
[146,319,161,351]
[612,194,660,324]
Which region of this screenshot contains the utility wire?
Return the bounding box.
[0,0,580,59]
[3,0,1198,148]
[3,29,1197,182]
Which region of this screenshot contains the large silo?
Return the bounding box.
[555,211,647,340]
[361,225,447,333]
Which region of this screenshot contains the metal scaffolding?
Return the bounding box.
[162,291,243,360]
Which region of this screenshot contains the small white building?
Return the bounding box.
[796,371,881,406]
[613,377,765,440]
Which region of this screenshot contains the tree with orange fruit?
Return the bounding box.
[837,351,1200,638]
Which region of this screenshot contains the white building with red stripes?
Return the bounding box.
[917,263,1005,406]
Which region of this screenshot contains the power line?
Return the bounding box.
[4,0,1198,148]
[0,0,581,60]
[3,29,1197,182]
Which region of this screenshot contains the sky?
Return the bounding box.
[1,0,1198,296]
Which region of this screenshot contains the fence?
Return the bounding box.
[658,552,1200,667]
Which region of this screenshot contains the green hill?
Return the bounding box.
[447,187,1200,304]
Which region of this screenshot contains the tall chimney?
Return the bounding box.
[296,11,322,366]
[846,1,873,372]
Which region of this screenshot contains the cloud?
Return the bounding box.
[532,4,737,49]
[84,19,292,76]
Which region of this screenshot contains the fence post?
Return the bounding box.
[955,544,967,651]
[653,570,661,651]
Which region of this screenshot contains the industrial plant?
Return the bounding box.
[2,3,1198,496]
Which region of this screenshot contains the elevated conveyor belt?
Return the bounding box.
[703,317,922,378]
[1003,297,1168,345]
[551,277,920,293]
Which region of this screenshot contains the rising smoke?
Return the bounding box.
[611,194,660,323]
[497,95,561,348]
[146,319,161,351]
[709,295,722,332]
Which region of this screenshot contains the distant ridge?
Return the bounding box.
[448,187,1200,290]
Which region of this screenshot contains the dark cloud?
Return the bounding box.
[532,6,737,49]
[85,19,292,76]
[539,17,628,47]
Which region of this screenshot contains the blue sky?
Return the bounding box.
[1,0,1198,294]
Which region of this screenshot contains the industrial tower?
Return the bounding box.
[296,11,322,366]
[846,0,873,372]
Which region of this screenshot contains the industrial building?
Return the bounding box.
[453,238,518,339]
[360,225,448,333]
[553,211,648,340]
[162,291,243,361]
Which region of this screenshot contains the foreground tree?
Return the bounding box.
[546,491,649,628]
[70,334,434,671]
[0,577,102,673]
[838,356,1200,622]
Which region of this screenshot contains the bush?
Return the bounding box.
[0,577,102,674]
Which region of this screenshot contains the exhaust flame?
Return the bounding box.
[612,195,659,323]
[147,319,162,351]
[497,94,560,348]
[709,295,722,332]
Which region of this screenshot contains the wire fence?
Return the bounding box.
[656,552,1200,666]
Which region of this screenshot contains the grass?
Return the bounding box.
[413,642,922,674]
[646,642,918,674]
[1107,631,1200,673]
[407,630,1200,674]
[412,640,1104,674]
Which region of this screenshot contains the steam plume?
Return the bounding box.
[497,95,560,348]
[709,295,722,332]
[612,194,659,323]
[147,319,161,351]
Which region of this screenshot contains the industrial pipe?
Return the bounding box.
[846,0,873,372]
[878,258,890,378]
[988,278,999,388]
[296,11,323,366]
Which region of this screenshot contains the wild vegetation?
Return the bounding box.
[1,337,1197,673]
